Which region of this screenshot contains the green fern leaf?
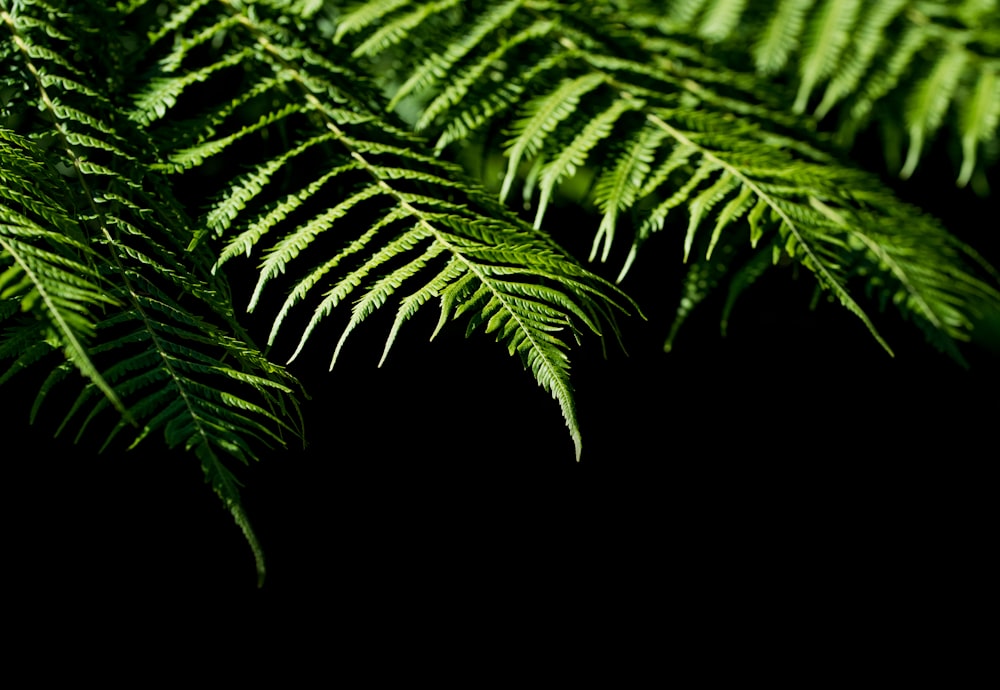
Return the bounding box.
[901,47,969,179]
[129,0,634,462]
[500,73,606,203]
[385,0,524,112]
[753,0,811,75]
[697,0,747,43]
[5,0,999,589]
[0,129,127,418]
[958,66,1000,187]
[669,0,709,26]
[351,0,461,58]
[2,0,306,585]
[793,0,860,113]
[814,0,908,119]
[340,0,1000,359]
[591,123,664,264]
[414,18,557,135]
[535,97,639,230]
[652,0,1000,182]
[332,0,411,43]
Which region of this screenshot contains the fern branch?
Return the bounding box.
[628,0,1000,185]
[2,0,306,585]
[337,0,1000,357]
[127,0,634,460]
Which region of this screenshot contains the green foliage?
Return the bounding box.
[2,0,998,585]
[628,0,1000,188]
[1,0,306,585]
[337,0,999,360]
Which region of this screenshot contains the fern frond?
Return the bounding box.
[338,0,1000,358]
[500,73,606,203]
[664,231,743,351]
[958,65,1000,187]
[793,0,861,113]
[128,0,633,460]
[2,0,305,585]
[385,0,524,113]
[350,0,461,58]
[332,0,410,44]
[5,0,998,588]
[813,0,909,118]
[697,0,747,43]
[753,0,811,75]
[900,46,969,179]
[535,96,640,231]
[624,0,1000,184]
[591,123,665,264]
[0,126,127,419]
[413,18,559,137]
[668,0,710,26]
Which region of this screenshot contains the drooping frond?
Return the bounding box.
[619,0,1000,187]
[1,0,304,585]
[752,0,812,75]
[958,65,1000,187]
[0,128,124,413]
[3,0,998,587]
[791,0,861,114]
[336,0,1000,359]
[695,0,749,44]
[125,0,633,460]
